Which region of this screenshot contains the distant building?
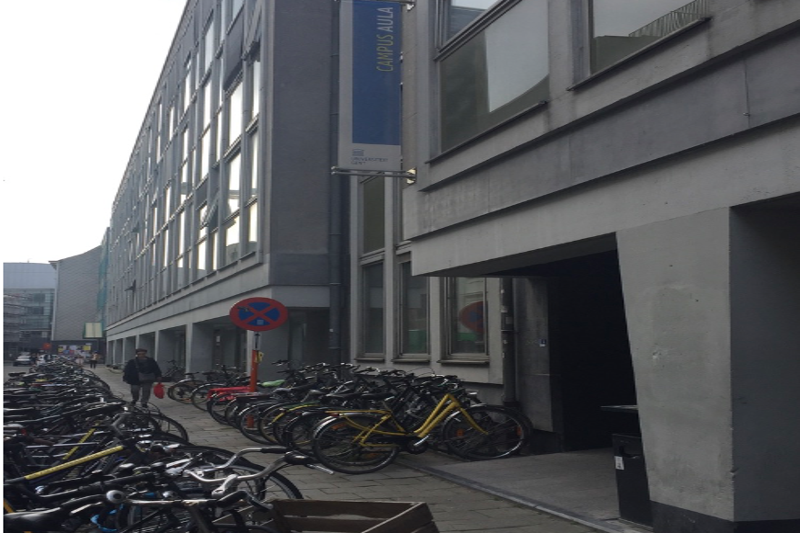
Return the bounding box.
[50,246,104,356]
[3,262,56,356]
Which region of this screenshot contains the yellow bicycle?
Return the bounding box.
[310,381,531,474]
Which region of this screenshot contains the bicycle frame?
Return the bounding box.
[327,391,488,444]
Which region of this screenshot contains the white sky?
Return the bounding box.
[1,0,187,265]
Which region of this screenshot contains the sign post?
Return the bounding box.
[229,297,289,392]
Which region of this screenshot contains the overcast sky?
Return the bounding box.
[1,0,187,265]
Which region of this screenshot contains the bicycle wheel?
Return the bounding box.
[311,414,399,474]
[256,402,297,444]
[167,381,197,403]
[282,409,329,454]
[237,402,280,444]
[190,383,218,411]
[441,405,530,460]
[207,394,236,425]
[270,404,318,445]
[146,412,190,442]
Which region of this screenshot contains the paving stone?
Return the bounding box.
[98,371,618,533]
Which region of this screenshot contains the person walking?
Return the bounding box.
[89,351,100,369]
[122,348,162,407]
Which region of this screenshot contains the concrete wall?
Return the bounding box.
[618,209,735,520]
[729,206,800,521]
[403,2,800,277]
[51,247,102,342]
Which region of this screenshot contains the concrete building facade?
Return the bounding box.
[400,1,800,532]
[104,0,338,375]
[98,0,798,531]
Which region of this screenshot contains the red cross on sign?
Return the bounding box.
[229,297,289,332]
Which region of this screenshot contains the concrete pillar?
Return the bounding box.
[187,323,214,373]
[618,206,800,532]
[123,337,137,363]
[156,330,177,366]
[618,208,735,530]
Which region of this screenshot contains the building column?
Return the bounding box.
[617,207,800,532]
[187,323,214,373]
[156,330,177,366]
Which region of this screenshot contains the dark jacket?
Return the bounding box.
[122,357,162,385]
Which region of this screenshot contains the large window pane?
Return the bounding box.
[196,239,207,278]
[251,59,261,118]
[225,153,241,216]
[363,263,384,354]
[444,0,498,41]
[361,179,385,253]
[228,82,243,147]
[245,202,258,254]
[400,262,429,354]
[440,0,548,151]
[448,277,486,355]
[223,216,240,265]
[249,132,259,200]
[200,130,211,179]
[591,0,708,72]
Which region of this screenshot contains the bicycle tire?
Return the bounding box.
[146,412,190,442]
[441,405,530,460]
[255,402,298,444]
[281,409,330,454]
[167,381,197,403]
[190,383,219,410]
[311,414,399,474]
[236,402,280,444]
[207,394,236,425]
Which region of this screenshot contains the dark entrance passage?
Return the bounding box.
[511,250,637,452]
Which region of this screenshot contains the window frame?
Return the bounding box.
[397,258,430,358]
[442,276,489,361]
[434,0,550,153]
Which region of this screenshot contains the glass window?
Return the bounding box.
[203,82,212,130]
[203,18,215,73]
[200,130,211,179]
[210,229,219,271]
[362,178,385,254]
[591,0,709,72]
[178,210,186,253]
[225,152,241,216]
[400,262,429,354]
[251,59,261,119]
[162,228,170,268]
[362,263,384,354]
[196,239,207,278]
[228,82,243,147]
[223,216,240,265]
[443,0,498,41]
[176,255,186,290]
[245,202,258,254]
[249,132,259,199]
[232,0,244,18]
[447,277,487,355]
[440,0,548,151]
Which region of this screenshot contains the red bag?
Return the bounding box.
[153,382,165,399]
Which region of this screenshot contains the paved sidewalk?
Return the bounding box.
[103,369,616,533]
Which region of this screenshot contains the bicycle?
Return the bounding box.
[311,376,532,474]
[160,359,186,382]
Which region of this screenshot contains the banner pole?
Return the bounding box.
[250,332,261,392]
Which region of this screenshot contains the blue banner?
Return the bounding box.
[338,0,403,172]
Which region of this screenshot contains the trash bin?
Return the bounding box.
[612,433,653,527]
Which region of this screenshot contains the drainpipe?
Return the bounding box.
[501,277,519,407]
[328,3,344,363]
